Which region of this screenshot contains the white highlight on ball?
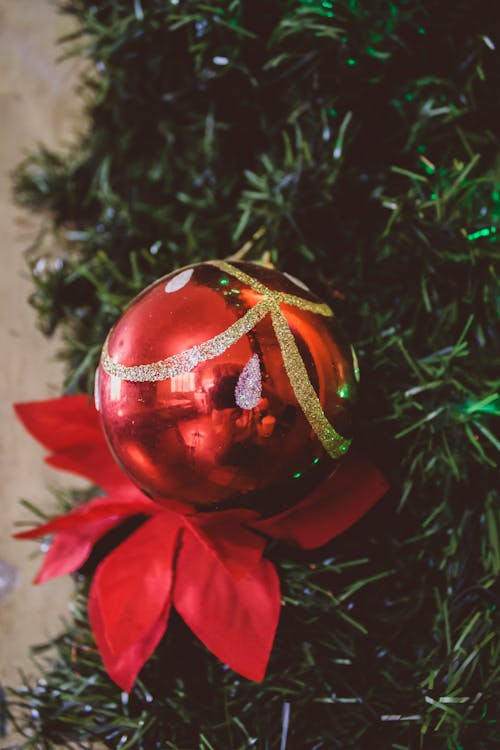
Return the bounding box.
[164,268,194,293]
[94,368,101,412]
[283,272,310,292]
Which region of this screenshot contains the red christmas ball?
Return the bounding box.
[96,260,357,513]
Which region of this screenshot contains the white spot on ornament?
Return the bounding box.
[235,354,262,410]
[164,268,194,293]
[283,272,311,292]
[94,368,101,412]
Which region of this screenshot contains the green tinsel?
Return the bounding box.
[5,1,499,748]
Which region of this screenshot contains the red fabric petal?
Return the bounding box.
[187,509,265,579]
[14,493,158,583]
[173,527,281,681]
[34,525,110,584]
[45,446,133,496]
[90,587,171,693]
[14,493,157,540]
[14,396,129,493]
[252,450,389,549]
[88,511,181,691]
[14,395,100,451]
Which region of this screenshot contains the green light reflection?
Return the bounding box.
[337,383,351,399]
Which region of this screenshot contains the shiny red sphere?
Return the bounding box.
[96,261,356,513]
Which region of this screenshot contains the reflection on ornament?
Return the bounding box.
[94,367,101,412]
[165,268,193,293]
[283,271,310,291]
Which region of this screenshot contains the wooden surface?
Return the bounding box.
[0,0,82,700]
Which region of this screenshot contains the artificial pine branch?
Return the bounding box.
[7,1,499,748]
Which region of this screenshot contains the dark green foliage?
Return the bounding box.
[7,0,499,748]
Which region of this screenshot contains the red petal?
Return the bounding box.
[45,445,132,495]
[14,396,101,451]
[91,590,171,693]
[14,396,129,493]
[252,451,389,549]
[15,493,158,583]
[35,526,110,584]
[173,528,281,681]
[14,493,157,540]
[88,511,181,691]
[187,508,265,579]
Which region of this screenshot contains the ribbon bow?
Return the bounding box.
[14,395,388,692]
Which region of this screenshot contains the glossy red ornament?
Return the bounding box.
[96,261,357,513]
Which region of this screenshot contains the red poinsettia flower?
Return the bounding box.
[14,395,388,692]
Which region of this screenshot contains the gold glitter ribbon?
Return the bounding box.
[101,261,351,458]
[101,298,270,382]
[269,304,348,458]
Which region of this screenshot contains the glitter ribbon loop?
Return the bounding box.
[101,298,270,382]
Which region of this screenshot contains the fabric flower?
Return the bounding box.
[14,395,388,691]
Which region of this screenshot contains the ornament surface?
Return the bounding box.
[96,261,356,511]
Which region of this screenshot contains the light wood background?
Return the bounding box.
[0,0,83,699]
